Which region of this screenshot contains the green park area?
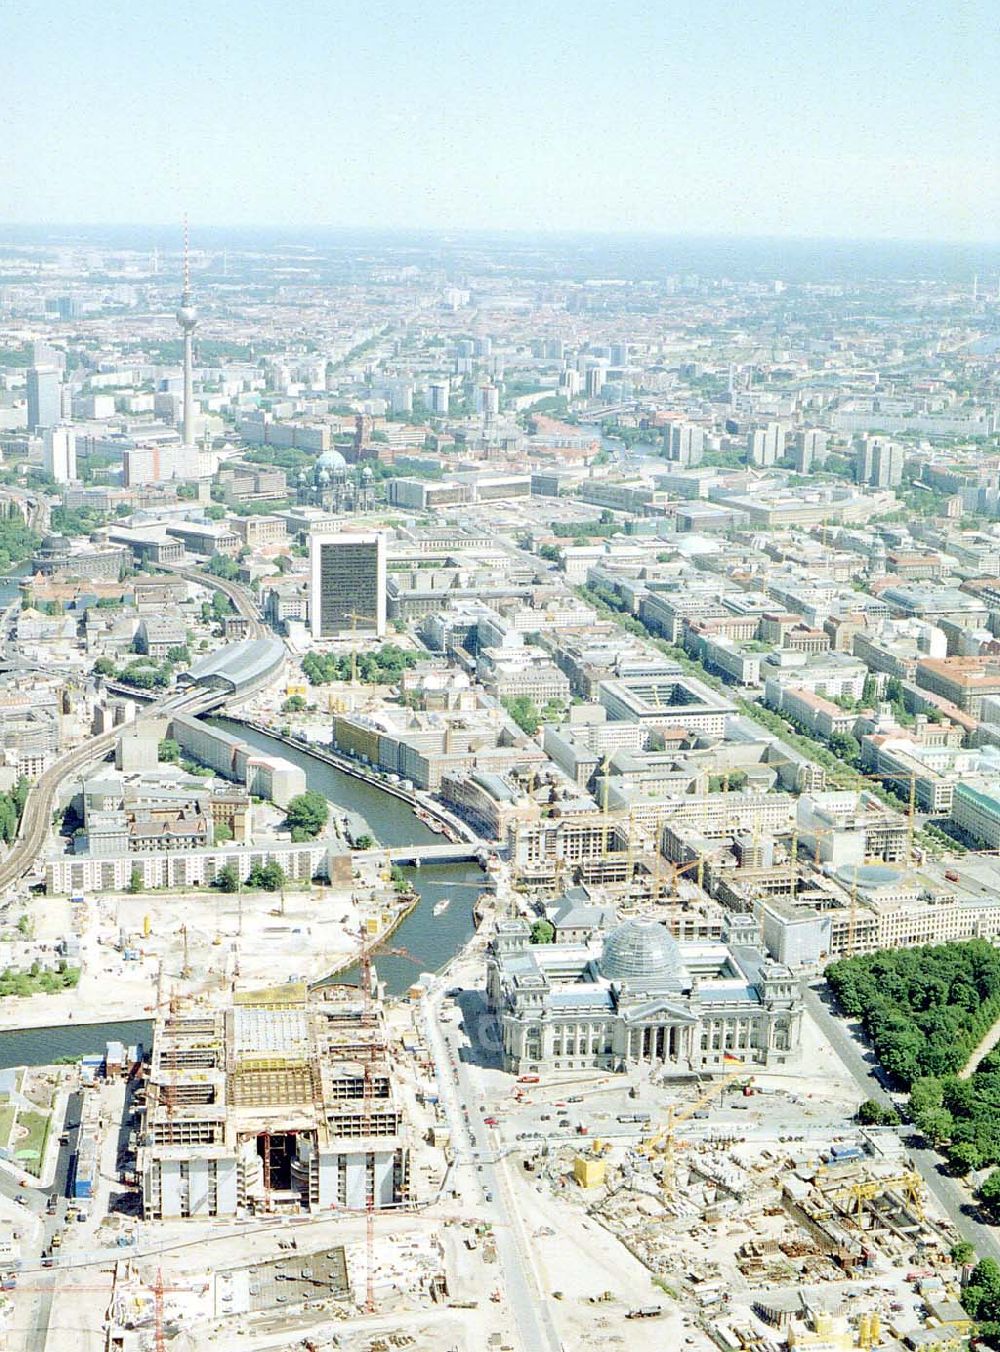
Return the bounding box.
[827,941,1000,1343]
[827,941,1000,1172]
[0,1069,57,1177]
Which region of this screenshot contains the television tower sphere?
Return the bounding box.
[176,303,198,332]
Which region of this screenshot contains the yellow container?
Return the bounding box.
[573,1155,606,1188]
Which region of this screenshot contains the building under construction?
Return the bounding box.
[139,983,409,1220]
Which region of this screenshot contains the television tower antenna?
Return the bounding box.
[176,214,198,446]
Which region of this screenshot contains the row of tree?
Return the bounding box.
[0,776,29,845]
[827,942,1000,1086]
[301,645,417,686]
[828,942,1000,1174]
[215,860,286,892]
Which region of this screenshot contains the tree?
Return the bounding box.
[214,821,233,844]
[248,860,285,891]
[158,738,180,764]
[502,696,541,736]
[915,1106,955,1147]
[127,864,144,894]
[216,862,240,893]
[166,645,190,665]
[856,1099,900,1126]
[282,695,306,713]
[353,834,374,850]
[952,1241,976,1266]
[211,590,233,622]
[829,732,861,764]
[0,797,17,845]
[284,790,329,839]
[530,919,555,944]
[93,656,117,677]
[206,553,240,581]
[962,1257,1000,1325]
[981,1170,1000,1223]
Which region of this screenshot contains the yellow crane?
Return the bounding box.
[823,1170,925,1225]
[640,1068,751,1198]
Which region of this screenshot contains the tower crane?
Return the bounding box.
[640,1068,751,1199]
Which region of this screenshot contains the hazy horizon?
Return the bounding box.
[3,0,997,243]
[2,224,999,286]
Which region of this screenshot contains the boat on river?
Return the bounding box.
[433,899,451,917]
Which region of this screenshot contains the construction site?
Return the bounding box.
[504,1068,974,1352]
[139,981,412,1220]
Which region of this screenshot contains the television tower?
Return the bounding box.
[176,216,198,446]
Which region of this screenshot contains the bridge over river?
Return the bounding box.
[386,840,489,865]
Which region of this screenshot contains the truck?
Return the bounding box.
[517,1074,540,1085]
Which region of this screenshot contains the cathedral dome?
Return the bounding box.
[599,918,682,983]
[316,449,347,472]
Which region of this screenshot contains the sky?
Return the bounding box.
[2,0,998,241]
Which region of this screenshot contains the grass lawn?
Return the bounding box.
[14,1110,50,1176]
[0,1104,14,1149]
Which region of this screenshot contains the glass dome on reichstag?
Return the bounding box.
[599,918,683,983]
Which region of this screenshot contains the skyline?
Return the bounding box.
[3,0,998,242]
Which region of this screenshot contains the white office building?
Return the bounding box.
[43,424,77,483]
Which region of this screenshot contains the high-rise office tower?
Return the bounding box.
[610,343,629,368]
[388,381,413,415]
[428,382,449,415]
[664,423,704,467]
[175,219,198,446]
[32,341,65,371]
[43,425,76,483]
[856,435,904,487]
[747,422,785,467]
[794,429,828,473]
[585,365,605,399]
[309,532,386,640]
[476,383,500,420]
[26,366,61,433]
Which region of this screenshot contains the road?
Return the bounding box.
[422,977,563,1352]
[0,1087,80,1352]
[802,980,1000,1262]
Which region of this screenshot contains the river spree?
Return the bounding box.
[212,719,482,996]
[0,1019,153,1072]
[0,720,483,1065]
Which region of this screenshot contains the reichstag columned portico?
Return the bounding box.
[486,915,802,1077]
